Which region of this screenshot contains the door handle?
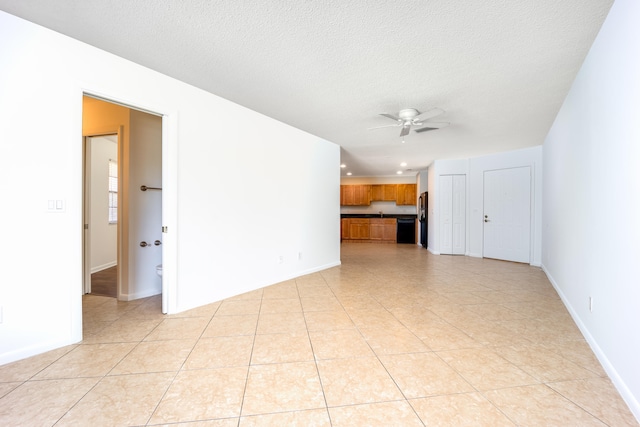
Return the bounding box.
[140,241,148,247]
[484,214,490,223]
[484,219,490,222]
[154,240,162,246]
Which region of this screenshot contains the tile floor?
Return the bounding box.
[0,243,637,426]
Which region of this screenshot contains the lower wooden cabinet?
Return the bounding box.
[342,218,397,242]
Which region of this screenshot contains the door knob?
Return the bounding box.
[154,240,162,246]
[140,241,148,247]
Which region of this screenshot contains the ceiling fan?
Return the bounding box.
[369,108,449,137]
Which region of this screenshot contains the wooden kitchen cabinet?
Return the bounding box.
[369,218,397,242]
[396,184,417,205]
[340,185,371,206]
[348,218,370,239]
[371,184,397,202]
[341,218,350,240]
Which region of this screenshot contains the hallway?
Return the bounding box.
[0,243,636,425]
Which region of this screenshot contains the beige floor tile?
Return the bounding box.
[410,392,515,426]
[485,384,607,426]
[81,317,163,344]
[242,362,325,416]
[359,327,430,355]
[0,382,21,399]
[548,377,639,426]
[296,286,335,299]
[216,299,262,315]
[111,339,196,374]
[0,345,77,382]
[256,312,307,334]
[153,420,239,427]
[303,310,355,331]
[346,309,406,330]
[34,342,136,379]
[251,333,313,364]
[144,316,210,341]
[317,357,403,406]
[240,409,331,426]
[0,377,99,426]
[167,301,221,318]
[438,348,538,391]
[380,352,474,398]
[300,296,344,312]
[202,314,258,337]
[184,335,254,369]
[262,282,299,299]
[418,323,482,351]
[309,329,374,360]
[149,367,248,423]
[56,372,175,426]
[259,298,303,314]
[329,400,424,427]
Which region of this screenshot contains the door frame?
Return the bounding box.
[80,88,178,315]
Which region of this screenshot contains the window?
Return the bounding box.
[108,159,118,223]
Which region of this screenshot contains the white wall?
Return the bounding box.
[0,11,340,364]
[542,0,640,418]
[88,135,117,273]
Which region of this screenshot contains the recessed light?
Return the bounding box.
[347,172,352,176]
[340,164,346,168]
[400,162,407,167]
[396,171,403,175]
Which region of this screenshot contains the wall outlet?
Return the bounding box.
[278,255,284,264]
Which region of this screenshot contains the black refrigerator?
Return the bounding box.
[419,192,428,248]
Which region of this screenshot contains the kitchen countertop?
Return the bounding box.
[340,214,417,219]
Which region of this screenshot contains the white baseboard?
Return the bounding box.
[90,261,117,274]
[542,264,640,422]
[119,287,161,301]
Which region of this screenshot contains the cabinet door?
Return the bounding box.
[354,185,371,205]
[340,185,354,205]
[341,218,350,240]
[369,219,384,240]
[349,219,370,239]
[396,184,417,205]
[382,184,397,201]
[383,219,397,241]
[371,185,383,201]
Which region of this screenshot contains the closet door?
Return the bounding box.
[439,176,453,254]
[440,174,466,255]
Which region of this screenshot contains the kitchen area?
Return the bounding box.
[340,182,427,246]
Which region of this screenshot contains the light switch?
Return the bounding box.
[56,200,63,210]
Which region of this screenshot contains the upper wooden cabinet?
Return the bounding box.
[340,185,371,206]
[340,184,415,206]
[396,184,417,205]
[371,184,397,202]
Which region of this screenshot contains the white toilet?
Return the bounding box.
[156,264,163,277]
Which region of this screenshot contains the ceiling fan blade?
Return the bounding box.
[414,122,450,133]
[380,113,400,121]
[400,124,411,137]
[367,124,401,130]
[415,107,445,120]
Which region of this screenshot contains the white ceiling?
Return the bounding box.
[0,0,613,177]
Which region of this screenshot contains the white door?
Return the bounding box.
[439,175,453,254]
[83,135,118,295]
[483,167,531,263]
[451,175,466,255]
[440,174,466,255]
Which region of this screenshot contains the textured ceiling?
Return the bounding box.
[0,0,613,177]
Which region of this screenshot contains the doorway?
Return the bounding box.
[483,167,531,263]
[82,95,163,305]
